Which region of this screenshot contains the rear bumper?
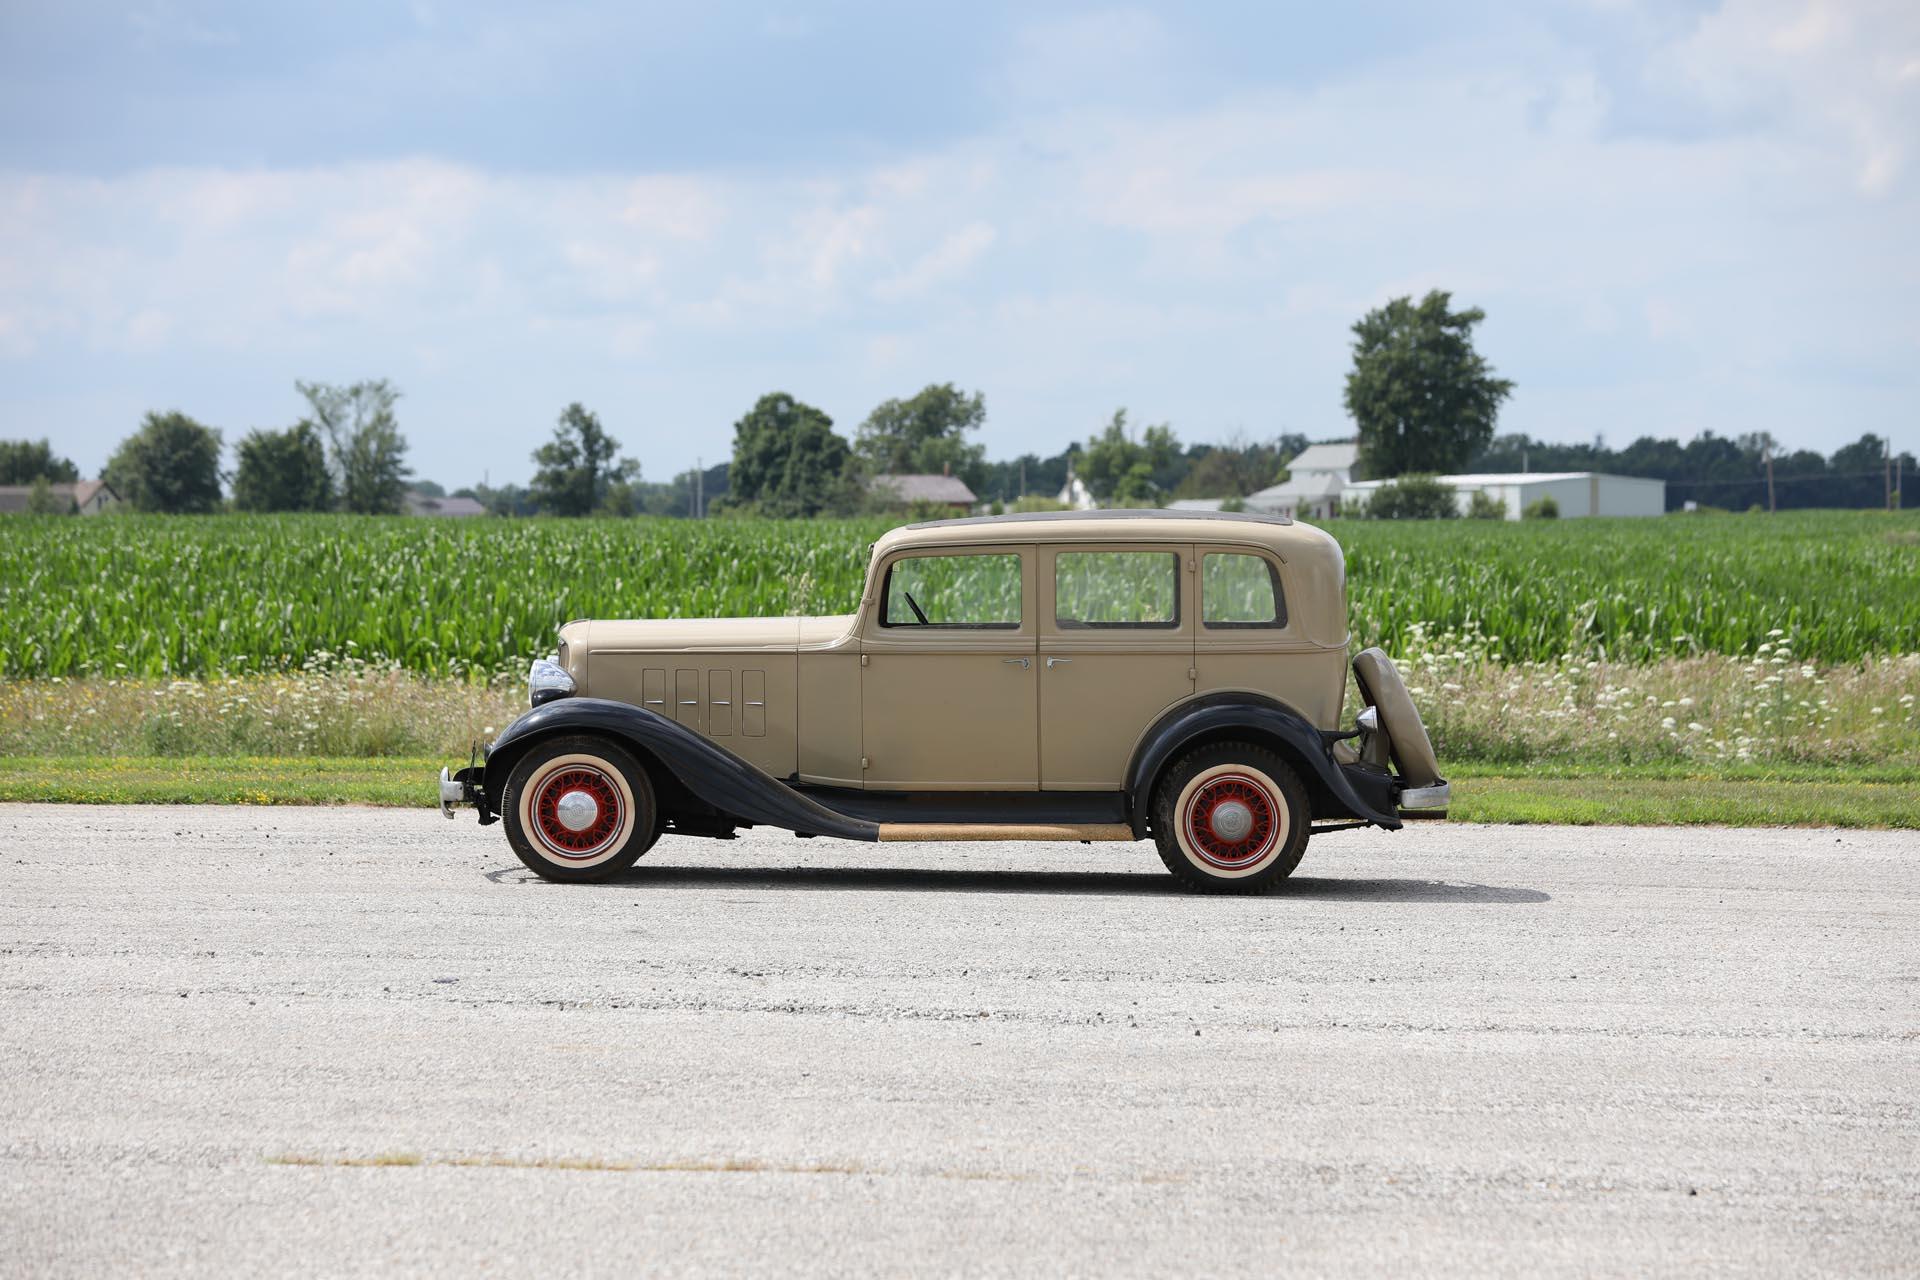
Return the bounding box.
[1396,779,1450,819]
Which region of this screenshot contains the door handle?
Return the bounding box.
[1046,657,1071,669]
[1003,657,1030,669]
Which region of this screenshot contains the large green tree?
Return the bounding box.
[854,383,987,487]
[1345,291,1513,478]
[0,438,80,485]
[728,392,856,518]
[297,379,411,514]
[103,411,223,513]
[231,422,334,512]
[1174,433,1308,499]
[528,403,640,516]
[1079,409,1182,505]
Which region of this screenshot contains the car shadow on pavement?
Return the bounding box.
[484,864,1549,903]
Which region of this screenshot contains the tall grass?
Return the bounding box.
[0,510,1913,677]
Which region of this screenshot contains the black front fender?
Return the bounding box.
[483,698,877,842]
[1124,693,1401,836]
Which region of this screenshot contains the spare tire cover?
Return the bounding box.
[1351,647,1442,789]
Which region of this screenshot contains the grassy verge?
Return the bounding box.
[0,756,443,806]
[2,755,1914,829]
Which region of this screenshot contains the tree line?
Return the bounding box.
[2,289,1908,514]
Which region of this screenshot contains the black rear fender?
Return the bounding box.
[1125,693,1401,836]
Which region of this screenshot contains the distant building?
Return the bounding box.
[1166,497,1227,512]
[1342,472,1666,519]
[1245,441,1357,521]
[403,490,488,517]
[1055,465,1097,511]
[868,472,977,513]
[0,479,122,515]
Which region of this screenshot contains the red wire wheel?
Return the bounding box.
[530,764,624,860]
[1181,772,1279,870]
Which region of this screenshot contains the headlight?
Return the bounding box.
[529,656,575,708]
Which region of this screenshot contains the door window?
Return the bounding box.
[881,553,1022,628]
[1053,551,1180,629]
[1202,553,1286,628]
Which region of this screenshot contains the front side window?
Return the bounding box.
[882,553,1022,628]
[1053,551,1179,629]
[1202,553,1286,628]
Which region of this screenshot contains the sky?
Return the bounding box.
[0,1,1916,489]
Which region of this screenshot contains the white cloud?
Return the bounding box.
[1,1,1916,479]
[873,222,996,300]
[1657,0,1920,193]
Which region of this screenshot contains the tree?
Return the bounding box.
[1345,291,1513,478]
[854,384,987,487]
[296,379,410,514]
[1465,489,1508,520]
[24,477,72,514]
[1079,409,1181,505]
[976,446,1081,505]
[232,422,334,512]
[727,392,857,518]
[459,481,533,518]
[0,439,80,485]
[1523,495,1560,520]
[103,411,223,513]
[528,403,640,517]
[1362,474,1459,520]
[1174,433,1306,499]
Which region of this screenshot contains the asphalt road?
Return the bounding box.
[2,806,1916,1277]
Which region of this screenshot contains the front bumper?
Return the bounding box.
[438,765,485,820]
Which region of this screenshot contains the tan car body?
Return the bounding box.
[552,512,1352,795]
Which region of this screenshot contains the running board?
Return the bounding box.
[877,823,1138,843]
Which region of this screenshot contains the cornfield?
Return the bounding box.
[0,511,1914,677]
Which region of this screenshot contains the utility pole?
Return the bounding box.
[694,457,704,519]
[1019,459,1026,499]
[1889,437,1895,512]
[1764,441,1775,514]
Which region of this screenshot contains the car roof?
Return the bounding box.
[874,507,1332,557]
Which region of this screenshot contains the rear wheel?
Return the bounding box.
[502,735,659,882]
[1151,743,1309,893]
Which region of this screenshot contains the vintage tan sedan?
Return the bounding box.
[440,510,1447,892]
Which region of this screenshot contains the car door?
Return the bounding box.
[1038,543,1195,790]
[859,544,1038,790]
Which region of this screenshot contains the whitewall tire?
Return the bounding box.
[1152,743,1310,892]
[502,736,658,882]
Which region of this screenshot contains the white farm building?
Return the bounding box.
[1243,442,1359,521]
[1342,472,1666,520]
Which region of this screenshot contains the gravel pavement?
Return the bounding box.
[2,805,1916,1276]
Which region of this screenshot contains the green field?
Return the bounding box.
[1,510,1915,677]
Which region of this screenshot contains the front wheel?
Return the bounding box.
[1151,743,1309,893]
[501,735,659,882]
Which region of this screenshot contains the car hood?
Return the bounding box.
[569,614,855,655]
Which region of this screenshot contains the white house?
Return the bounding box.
[1055,465,1098,511]
[0,479,122,515]
[1342,472,1666,520]
[1244,441,1358,520]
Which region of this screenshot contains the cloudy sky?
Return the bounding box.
[1,1,1915,489]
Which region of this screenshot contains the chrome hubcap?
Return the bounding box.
[554,789,599,833]
[1209,799,1254,843]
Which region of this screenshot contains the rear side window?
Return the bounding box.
[1054,551,1180,629]
[1202,553,1285,628]
[882,553,1022,628]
